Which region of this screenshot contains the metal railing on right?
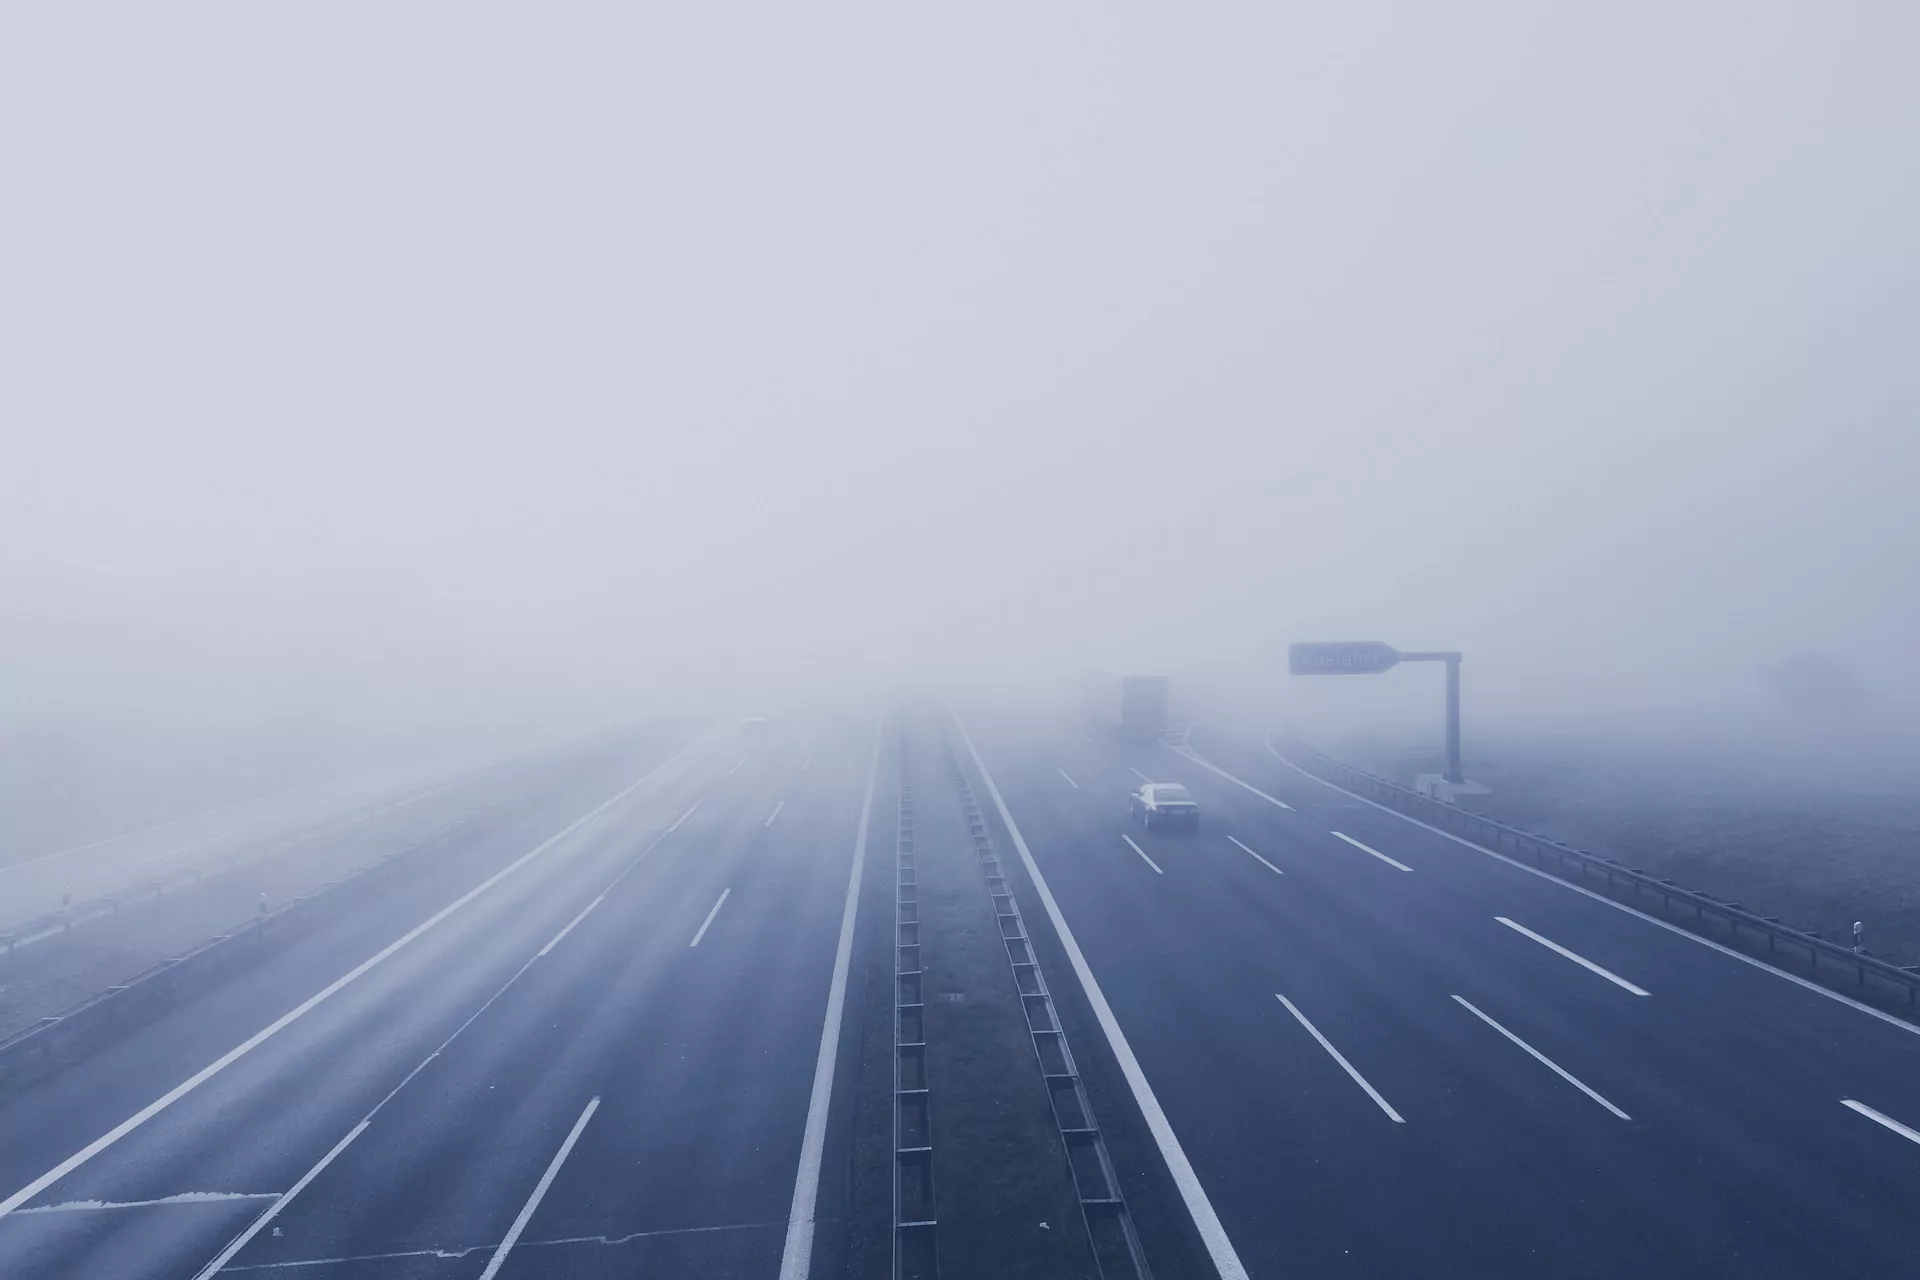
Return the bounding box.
[1277,736,1920,1015]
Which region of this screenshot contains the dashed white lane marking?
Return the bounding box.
[956,714,1249,1280]
[538,894,606,957]
[1170,745,1293,809]
[1452,996,1631,1120]
[1841,1099,1920,1147]
[1329,830,1413,872]
[16,1192,280,1214]
[765,800,785,827]
[477,1097,600,1280]
[1129,767,1154,783]
[1057,769,1079,789]
[802,751,814,771]
[0,754,686,1224]
[727,758,747,776]
[669,801,701,832]
[1121,834,1165,875]
[1258,738,1920,1039]
[1275,995,1405,1123]
[1497,916,1650,996]
[778,722,882,1280]
[689,889,732,947]
[1225,835,1284,876]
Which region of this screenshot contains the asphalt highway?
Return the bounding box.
[0,720,879,1279]
[956,710,1920,1279]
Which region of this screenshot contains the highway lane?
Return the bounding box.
[0,720,878,1279]
[959,709,1920,1278]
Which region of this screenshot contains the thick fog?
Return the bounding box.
[6,4,1919,775]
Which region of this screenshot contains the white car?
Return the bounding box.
[1129,783,1200,832]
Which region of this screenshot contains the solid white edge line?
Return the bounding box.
[1451,995,1631,1120]
[1170,745,1294,810]
[190,1121,370,1279]
[1275,995,1406,1123]
[1329,830,1414,873]
[689,888,732,948]
[476,1096,600,1280]
[538,894,606,957]
[765,800,785,827]
[0,752,685,1222]
[1225,835,1284,876]
[778,720,882,1280]
[1261,737,1920,1038]
[1057,769,1079,789]
[1840,1098,1920,1146]
[1496,916,1651,997]
[1130,766,1154,783]
[1120,833,1165,875]
[956,713,1250,1280]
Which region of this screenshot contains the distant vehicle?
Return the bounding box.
[1082,672,1170,739]
[1130,782,1199,832]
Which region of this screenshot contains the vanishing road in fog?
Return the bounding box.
[1,711,1916,1278]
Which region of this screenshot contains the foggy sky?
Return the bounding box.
[5,4,1919,743]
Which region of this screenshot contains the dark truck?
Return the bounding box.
[1081,672,1169,740]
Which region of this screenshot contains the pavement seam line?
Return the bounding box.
[1255,738,1920,1038]
[954,712,1252,1280]
[778,722,882,1280]
[0,749,688,1222]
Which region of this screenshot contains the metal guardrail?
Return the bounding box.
[1278,736,1920,1013]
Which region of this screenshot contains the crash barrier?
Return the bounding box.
[1280,738,1920,1014]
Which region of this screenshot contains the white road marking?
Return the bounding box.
[537,894,605,957]
[17,1192,280,1214]
[1275,995,1405,1123]
[1841,1099,1920,1147]
[765,800,785,827]
[1121,834,1165,874]
[1057,769,1079,789]
[477,1097,600,1280]
[689,889,732,947]
[1259,739,1920,1039]
[221,1219,786,1271]
[1225,835,1284,876]
[1451,995,1631,1120]
[1169,745,1293,809]
[1496,917,1650,996]
[1129,767,1154,783]
[802,751,814,771]
[0,752,686,1224]
[955,714,1250,1280]
[191,1121,370,1279]
[778,722,882,1280]
[727,758,747,776]
[1330,830,1414,872]
[669,801,701,832]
